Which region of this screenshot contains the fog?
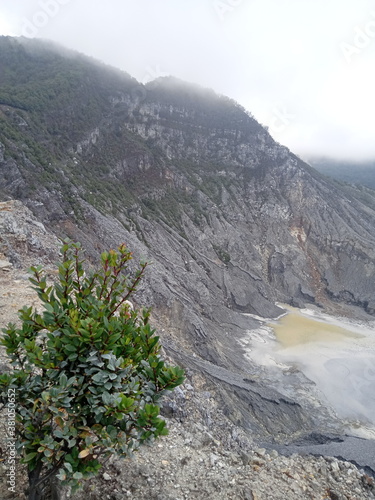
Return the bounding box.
[1,0,375,160]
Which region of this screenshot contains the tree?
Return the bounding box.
[0,241,184,500]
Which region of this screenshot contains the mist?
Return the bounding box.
[1,0,375,161]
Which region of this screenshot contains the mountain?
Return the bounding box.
[310,156,375,189]
[1,36,375,449]
[1,205,375,500]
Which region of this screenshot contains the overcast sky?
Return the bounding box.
[1,0,374,161]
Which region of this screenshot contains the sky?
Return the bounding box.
[0,0,374,161]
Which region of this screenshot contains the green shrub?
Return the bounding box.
[0,240,184,500]
[213,244,231,264]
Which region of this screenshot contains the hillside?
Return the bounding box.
[1,36,375,489]
[1,200,374,500]
[310,157,375,190]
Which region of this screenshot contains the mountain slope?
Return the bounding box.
[1,36,375,445]
[2,204,374,498]
[310,156,375,189]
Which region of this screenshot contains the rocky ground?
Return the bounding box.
[1,337,375,500]
[76,426,375,500]
[0,200,374,499]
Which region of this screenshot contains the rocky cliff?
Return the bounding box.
[1,200,374,499]
[1,36,375,454]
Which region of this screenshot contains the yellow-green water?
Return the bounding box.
[269,307,363,348]
[246,305,375,437]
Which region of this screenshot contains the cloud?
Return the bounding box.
[1,0,374,160]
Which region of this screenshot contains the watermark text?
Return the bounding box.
[22,0,72,38]
[5,388,17,493]
[213,0,244,21]
[340,11,375,63]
